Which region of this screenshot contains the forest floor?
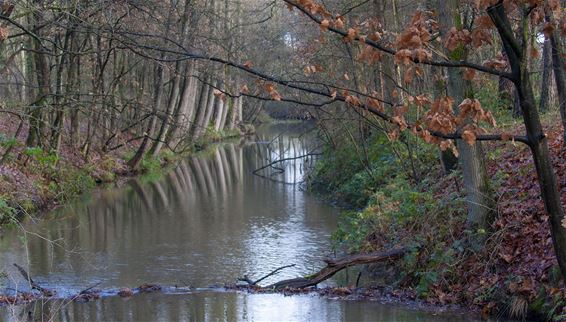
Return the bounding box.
[0,114,247,227]
[307,116,566,321]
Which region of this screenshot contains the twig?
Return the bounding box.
[13,263,54,297]
[252,153,322,175]
[239,264,297,286]
[79,282,102,295]
[253,264,296,286]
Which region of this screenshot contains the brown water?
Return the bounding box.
[0,123,483,321]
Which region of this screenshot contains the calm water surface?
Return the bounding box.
[0,123,483,321]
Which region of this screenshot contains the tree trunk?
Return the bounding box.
[546,12,566,143]
[50,28,72,153]
[149,65,182,156]
[488,1,566,280]
[26,2,49,148]
[440,0,493,241]
[128,63,165,170]
[149,0,194,156]
[167,64,199,148]
[219,96,231,130]
[192,78,213,139]
[213,94,226,131]
[539,38,552,113]
[197,79,218,138]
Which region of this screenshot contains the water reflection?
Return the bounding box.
[2,292,483,322]
[0,123,487,321]
[0,123,336,295]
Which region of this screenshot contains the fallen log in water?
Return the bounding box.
[2,248,408,307]
[266,248,408,290]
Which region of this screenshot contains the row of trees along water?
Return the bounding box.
[0,0,255,171]
[3,0,566,287]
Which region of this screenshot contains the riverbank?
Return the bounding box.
[0,113,252,227]
[308,117,566,321]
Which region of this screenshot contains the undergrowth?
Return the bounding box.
[309,115,566,320]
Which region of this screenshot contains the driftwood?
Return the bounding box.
[267,248,407,290]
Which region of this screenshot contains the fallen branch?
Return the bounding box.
[252,153,322,175]
[239,264,297,286]
[13,263,54,297]
[266,248,408,290]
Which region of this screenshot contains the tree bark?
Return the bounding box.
[539,38,552,113]
[128,62,166,171]
[149,0,194,156]
[198,79,218,138]
[26,1,49,148]
[167,63,199,148]
[488,1,566,280]
[192,78,213,139]
[440,0,493,240]
[546,11,566,143]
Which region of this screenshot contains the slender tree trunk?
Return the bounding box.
[219,96,231,130]
[69,36,81,147]
[213,94,225,131]
[197,79,218,138]
[50,27,72,153]
[539,38,552,113]
[149,0,194,156]
[228,97,239,130]
[149,64,182,156]
[167,64,199,147]
[546,12,566,143]
[191,78,213,139]
[440,0,493,241]
[488,2,566,280]
[128,63,166,170]
[26,2,49,148]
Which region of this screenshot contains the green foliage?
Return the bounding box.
[311,134,395,207]
[332,210,373,252]
[331,174,438,252]
[474,81,523,129]
[0,196,17,226]
[160,150,176,163]
[0,133,17,150]
[312,129,472,298]
[199,125,242,146]
[141,156,161,173]
[416,270,438,297]
[24,147,59,171]
[43,168,96,202]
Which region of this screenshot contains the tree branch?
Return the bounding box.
[282,0,514,80]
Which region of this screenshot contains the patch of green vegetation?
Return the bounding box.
[141,155,161,173]
[0,133,17,150]
[474,82,522,129]
[310,129,470,298]
[198,125,243,146]
[310,132,436,209]
[23,147,60,174]
[0,196,17,227]
[42,166,96,203]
